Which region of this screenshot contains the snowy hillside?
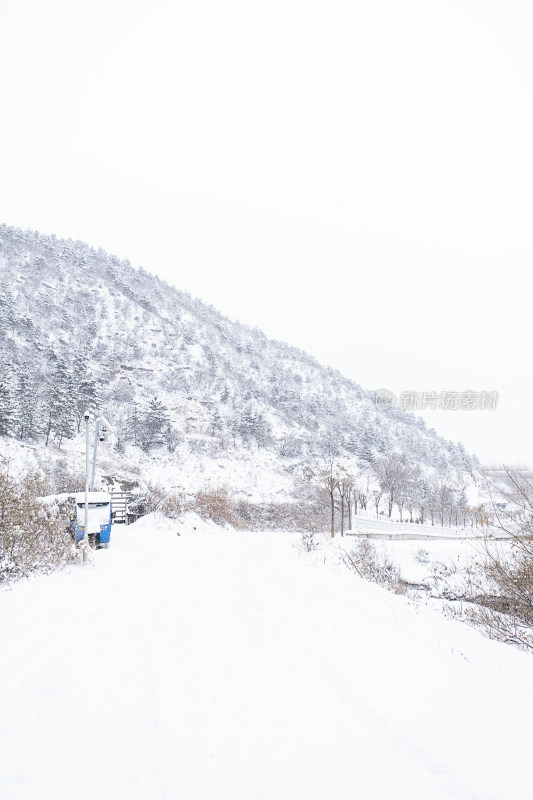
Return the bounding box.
[0,224,476,505]
[1,519,530,800]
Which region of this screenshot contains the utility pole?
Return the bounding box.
[90,419,100,493]
[83,411,90,562]
[90,416,111,492]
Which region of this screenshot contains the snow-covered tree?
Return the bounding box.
[16,361,40,440]
[73,353,101,431]
[140,397,170,450]
[0,281,14,336]
[0,363,15,435]
[45,358,77,448]
[373,452,410,518]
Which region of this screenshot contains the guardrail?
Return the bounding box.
[346,515,490,539]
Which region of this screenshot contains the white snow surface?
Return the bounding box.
[1,516,531,800]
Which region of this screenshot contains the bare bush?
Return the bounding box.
[341,539,408,595]
[234,499,329,531]
[43,458,85,494]
[0,469,81,584]
[300,530,319,552]
[462,468,533,650]
[129,484,239,526]
[468,542,533,650]
[195,487,241,527]
[131,483,189,519]
[415,547,430,566]
[465,600,533,650]
[129,486,329,532]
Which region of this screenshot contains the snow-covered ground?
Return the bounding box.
[1,516,531,800]
[343,516,506,602]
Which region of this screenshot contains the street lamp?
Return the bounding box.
[80,413,113,560]
[82,411,91,561]
[90,416,112,492]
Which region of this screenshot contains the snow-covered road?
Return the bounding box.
[1,515,531,800]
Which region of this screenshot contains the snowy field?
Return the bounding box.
[358,536,493,596]
[1,516,532,800]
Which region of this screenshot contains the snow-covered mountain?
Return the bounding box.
[0,224,476,501]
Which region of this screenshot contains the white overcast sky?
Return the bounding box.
[1,0,532,465]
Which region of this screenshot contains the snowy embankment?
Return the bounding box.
[1,515,531,800]
[348,513,492,540]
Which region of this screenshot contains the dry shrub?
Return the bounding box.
[466,543,533,650]
[415,547,431,566]
[341,539,408,595]
[129,484,241,526]
[128,489,337,533]
[195,487,241,527]
[43,458,85,494]
[465,602,533,650]
[300,530,319,552]
[0,469,81,584]
[464,468,533,650]
[132,483,189,519]
[234,499,329,531]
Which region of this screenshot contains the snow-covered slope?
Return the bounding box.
[0,519,530,800]
[0,224,476,501]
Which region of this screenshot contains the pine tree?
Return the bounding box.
[45,358,77,448]
[210,408,223,437]
[0,281,14,336]
[239,404,255,442]
[239,403,270,446]
[140,397,170,449]
[127,402,141,446]
[220,384,230,404]
[16,361,39,440]
[0,363,15,435]
[356,423,375,463]
[73,353,100,431]
[230,414,240,447]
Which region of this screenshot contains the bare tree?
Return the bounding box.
[373,453,410,518]
[372,488,383,517]
[433,475,456,527]
[318,433,342,537]
[350,467,368,519]
[472,467,533,649]
[320,469,339,538]
[397,489,407,521]
[336,467,354,536]
[346,482,354,530]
